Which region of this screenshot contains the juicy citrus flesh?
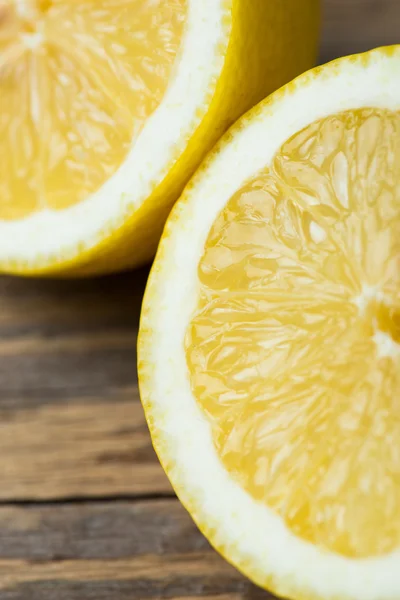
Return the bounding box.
[186,108,400,559]
[0,0,186,220]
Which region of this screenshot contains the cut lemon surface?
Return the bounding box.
[0,0,319,276]
[139,47,400,600]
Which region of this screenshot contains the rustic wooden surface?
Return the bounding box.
[0,2,399,598]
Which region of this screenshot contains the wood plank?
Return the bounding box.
[322,0,400,62]
[0,499,271,600]
[0,271,145,400]
[0,396,171,499]
[0,271,172,500]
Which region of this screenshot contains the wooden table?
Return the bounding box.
[0,2,398,598]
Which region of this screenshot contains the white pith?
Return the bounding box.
[140,48,400,600]
[0,0,227,262]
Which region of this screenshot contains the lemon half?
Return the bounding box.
[0,0,319,276]
[139,47,400,600]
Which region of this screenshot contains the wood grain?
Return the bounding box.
[0,396,171,500]
[0,500,269,599]
[0,270,172,500]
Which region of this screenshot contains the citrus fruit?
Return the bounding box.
[0,0,319,276]
[138,46,400,600]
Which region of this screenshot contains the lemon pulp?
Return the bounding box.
[186,108,400,559]
[0,0,186,219]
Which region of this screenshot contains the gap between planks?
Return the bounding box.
[0,492,176,508]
